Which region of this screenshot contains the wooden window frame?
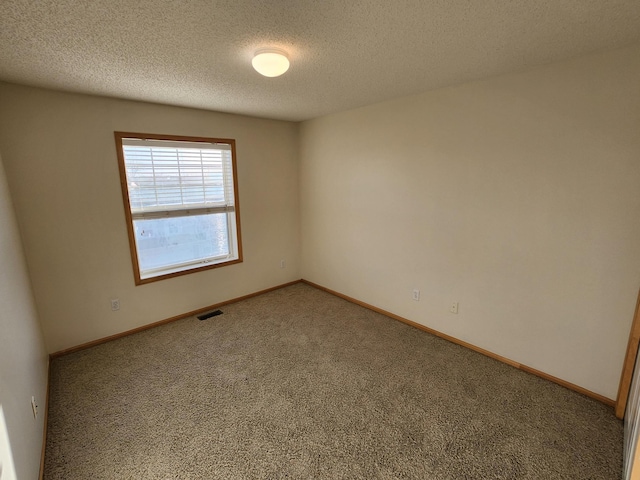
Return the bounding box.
[114,131,243,285]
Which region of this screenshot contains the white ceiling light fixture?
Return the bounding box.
[252,48,290,77]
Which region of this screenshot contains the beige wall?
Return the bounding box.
[299,44,640,400]
[0,151,48,480]
[0,84,301,353]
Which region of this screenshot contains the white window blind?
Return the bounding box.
[121,138,235,220]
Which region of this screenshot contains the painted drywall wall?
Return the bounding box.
[299,44,640,400]
[0,151,48,480]
[0,84,300,353]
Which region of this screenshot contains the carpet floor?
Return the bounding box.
[44,283,623,479]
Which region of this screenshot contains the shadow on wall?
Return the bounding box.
[0,405,17,480]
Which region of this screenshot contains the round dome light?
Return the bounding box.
[252,48,290,77]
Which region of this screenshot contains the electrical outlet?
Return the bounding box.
[111,299,120,311]
[412,289,420,301]
[450,302,459,314]
[31,396,38,419]
[280,259,285,269]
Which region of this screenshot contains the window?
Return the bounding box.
[114,132,242,284]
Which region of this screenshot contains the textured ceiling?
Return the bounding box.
[1,0,640,121]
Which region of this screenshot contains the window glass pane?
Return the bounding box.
[133,213,230,273]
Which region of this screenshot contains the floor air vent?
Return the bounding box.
[197,310,223,321]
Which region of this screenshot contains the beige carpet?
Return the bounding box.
[44,283,622,479]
